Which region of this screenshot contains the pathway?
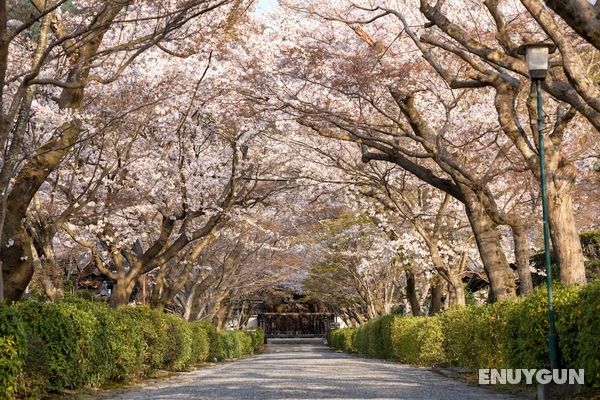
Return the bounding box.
[89,344,532,400]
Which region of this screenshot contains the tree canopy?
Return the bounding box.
[0,0,598,321]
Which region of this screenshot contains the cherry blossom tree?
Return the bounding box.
[254,3,516,300]
[254,0,596,299]
[2,0,599,312]
[541,0,600,50]
[0,0,255,301]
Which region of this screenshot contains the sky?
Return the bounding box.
[254,0,278,16]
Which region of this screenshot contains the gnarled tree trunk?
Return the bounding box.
[512,223,534,295]
[110,275,137,308]
[405,269,422,316]
[447,274,466,307]
[463,191,517,301]
[546,166,586,284]
[429,279,444,315]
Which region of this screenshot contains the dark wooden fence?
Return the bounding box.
[257,312,335,337]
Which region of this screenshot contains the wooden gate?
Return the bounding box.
[257,312,334,337]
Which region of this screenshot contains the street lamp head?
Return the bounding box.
[517,43,557,80]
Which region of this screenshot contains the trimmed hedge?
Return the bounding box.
[440,302,513,369]
[0,307,25,400]
[391,316,445,365]
[248,327,265,351]
[190,322,211,364]
[327,327,357,354]
[328,281,600,386]
[0,298,261,399]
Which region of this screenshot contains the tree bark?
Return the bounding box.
[405,269,422,316]
[110,276,136,307]
[30,243,64,301]
[512,224,534,295]
[463,191,517,301]
[213,297,231,329]
[547,181,587,284]
[447,274,466,307]
[429,280,443,315]
[504,84,586,286]
[543,0,600,51]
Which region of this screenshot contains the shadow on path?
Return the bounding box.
[87,344,532,400]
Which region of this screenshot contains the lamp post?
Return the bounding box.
[517,43,560,370]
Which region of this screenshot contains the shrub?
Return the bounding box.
[505,285,581,370]
[560,280,600,386]
[0,305,25,400]
[163,314,194,370]
[15,301,99,394]
[213,330,257,360]
[331,315,444,366]
[390,316,445,366]
[329,328,357,353]
[238,331,254,356]
[110,307,146,382]
[248,328,265,352]
[368,317,385,357]
[328,284,596,385]
[118,307,169,374]
[441,303,513,369]
[190,322,210,364]
[380,315,395,358]
[218,331,241,359]
[0,297,254,399]
[61,298,121,385]
[353,316,386,357]
[352,324,368,355]
[196,321,223,361]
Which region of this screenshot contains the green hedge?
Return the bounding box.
[328,281,600,386]
[0,299,260,399]
[353,315,390,358]
[440,302,514,369]
[190,322,211,364]
[327,327,357,353]
[391,316,445,366]
[247,328,265,352]
[0,307,25,400]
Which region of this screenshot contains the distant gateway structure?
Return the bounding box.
[257,312,335,337]
[255,293,335,338]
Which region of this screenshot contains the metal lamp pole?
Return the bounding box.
[535,79,560,370]
[518,43,560,370]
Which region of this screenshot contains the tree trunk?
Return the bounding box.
[183,285,196,321]
[213,299,231,329]
[405,269,422,316]
[512,224,534,295]
[429,280,443,315]
[547,180,587,284]
[1,215,34,301]
[447,274,466,307]
[152,262,195,310]
[29,223,65,301]
[110,277,136,307]
[149,267,168,308]
[496,84,586,286]
[34,258,63,302]
[463,191,517,301]
[427,242,466,308]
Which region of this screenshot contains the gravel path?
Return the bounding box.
[93,344,532,400]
